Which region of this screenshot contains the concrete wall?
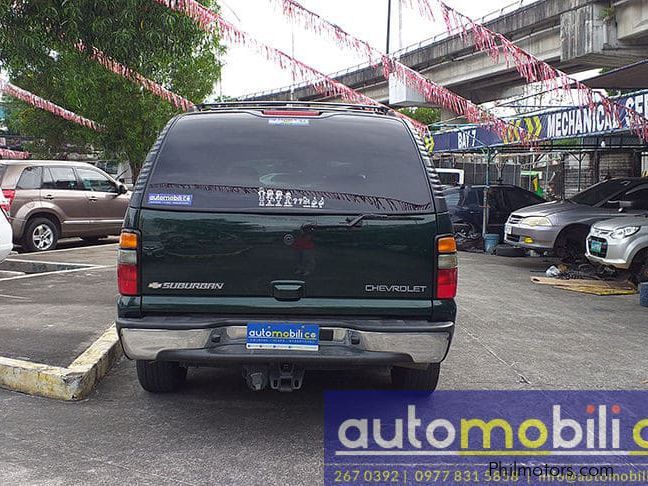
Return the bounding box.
[616,0,648,40]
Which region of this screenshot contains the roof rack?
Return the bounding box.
[191,100,393,116]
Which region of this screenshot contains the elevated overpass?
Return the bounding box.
[241,0,648,106]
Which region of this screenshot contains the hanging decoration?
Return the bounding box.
[73,42,194,111]
[0,148,30,160]
[407,0,648,141]
[0,80,101,131]
[151,0,453,136]
[274,0,521,141]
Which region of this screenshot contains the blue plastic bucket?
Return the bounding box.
[640,282,648,308]
[484,233,500,254]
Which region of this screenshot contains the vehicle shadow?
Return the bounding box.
[184,365,392,399]
[15,237,118,253]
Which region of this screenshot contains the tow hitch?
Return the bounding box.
[243,364,305,392]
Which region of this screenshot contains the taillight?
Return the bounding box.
[1,189,15,214]
[262,110,320,117]
[436,236,458,299]
[118,230,139,296]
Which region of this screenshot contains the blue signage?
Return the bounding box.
[246,322,319,351]
[325,390,648,484]
[428,90,648,153]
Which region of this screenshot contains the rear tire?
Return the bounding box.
[136,360,187,393]
[391,363,441,393]
[21,217,59,252]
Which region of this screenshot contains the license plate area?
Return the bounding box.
[246,322,319,351]
[589,238,605,255]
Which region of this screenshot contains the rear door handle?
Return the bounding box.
[88,196,98,202]
[43,194,54,200]
[272,280,304,301]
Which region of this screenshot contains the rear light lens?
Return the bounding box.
[436,268,458,299]
[118,231,139,296]
[262,110,320,117]
[436,236,458,299]
[119,231,138,249]
[1,189,15,215]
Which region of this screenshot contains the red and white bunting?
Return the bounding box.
[409,0,648,141]
[0,147,30,159]
[73,42,194,111]
[151,0,430,134]
[0,80,101,131]
[275,0,517,141]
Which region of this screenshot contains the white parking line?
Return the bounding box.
[5,258,97,267]
[27,242,118,254]
[0,265,112,282]
[0,294,31,300]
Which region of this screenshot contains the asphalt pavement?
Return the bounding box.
[0,244,118,366]
[1,250,647,485]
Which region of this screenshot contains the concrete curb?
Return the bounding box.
[0,325,122,401]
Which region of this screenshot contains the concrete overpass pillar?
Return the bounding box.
[561,1,648,67]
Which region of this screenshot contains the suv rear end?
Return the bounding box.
[116,102,457,393]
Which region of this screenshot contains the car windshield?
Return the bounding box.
[441,188,461,208]
[569,179,634,206]
[146,112,433,213]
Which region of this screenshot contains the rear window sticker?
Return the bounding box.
[258,188,324,208]
[147,193,193,206]
[268,118,310,126]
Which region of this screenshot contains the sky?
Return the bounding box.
[217,0,529,98]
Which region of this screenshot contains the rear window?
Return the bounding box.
[16,166,42,189]
[145,113,432,213]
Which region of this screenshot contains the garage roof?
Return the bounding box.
[583,60,648,89]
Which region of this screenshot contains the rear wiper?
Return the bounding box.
[302,214,423,231]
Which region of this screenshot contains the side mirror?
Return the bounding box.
[117,184,128,195]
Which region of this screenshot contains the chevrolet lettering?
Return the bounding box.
[365,284,428,293]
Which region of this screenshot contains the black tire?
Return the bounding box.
[136,360,187,393]
[555,227,589,263]
[391,363,441,393]
[630,250,648,284]
[494,244,526,257]
[21,217,59,252]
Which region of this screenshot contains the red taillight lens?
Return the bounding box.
[1,189,15,214]
[436,267,458,299]
[117,262,138,296]
[262,110,320,117]
[118,231,139,296]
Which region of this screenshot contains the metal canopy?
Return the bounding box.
[582,60,648,90]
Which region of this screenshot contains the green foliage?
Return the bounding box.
[398,107,441,126]
[0,0,223,174]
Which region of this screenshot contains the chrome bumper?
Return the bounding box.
[119,325,452,364]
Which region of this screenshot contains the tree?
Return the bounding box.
[398,107,440,127]
[0,0,223,174]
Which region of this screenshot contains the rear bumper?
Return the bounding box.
[116,317,454,365]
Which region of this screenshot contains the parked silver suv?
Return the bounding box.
[0,160,130,252]
[586,214,648,281]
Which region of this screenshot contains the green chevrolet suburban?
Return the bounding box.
[116,102,457,393]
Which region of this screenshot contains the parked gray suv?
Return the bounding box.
[504,178,648,260]
[0,160,130,252]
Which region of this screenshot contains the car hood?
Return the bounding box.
[592,214,648,230]
[511,200,578,217]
